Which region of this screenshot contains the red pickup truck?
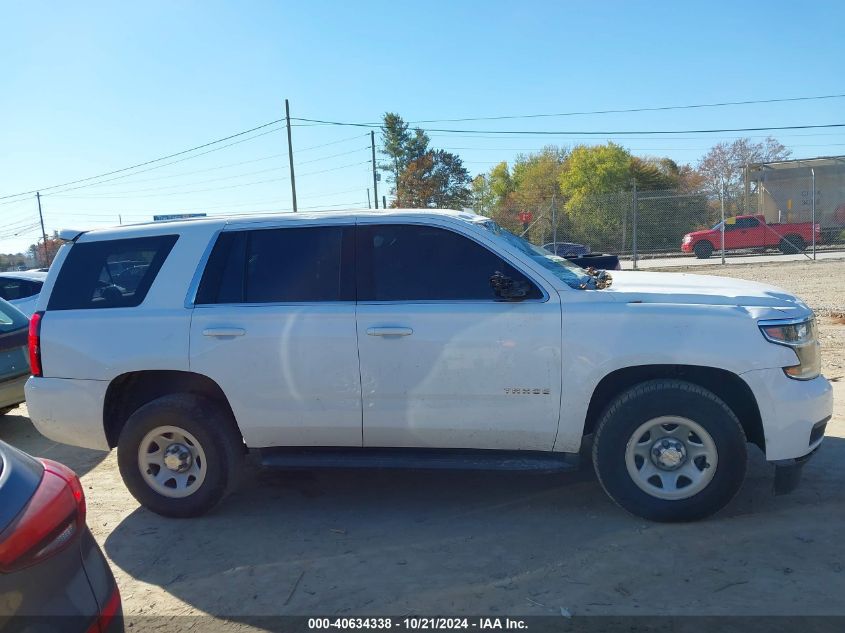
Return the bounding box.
[681,214,821,259]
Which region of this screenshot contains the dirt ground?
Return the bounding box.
[2,259,844,628]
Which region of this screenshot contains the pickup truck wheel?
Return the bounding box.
[117,394,244,518]
[779,235,805,254]
[592,380,746,522]
[693,241,713,259]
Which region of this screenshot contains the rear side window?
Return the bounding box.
[48,235,178,310]
[0,278,40,301]
[196,226,354,304]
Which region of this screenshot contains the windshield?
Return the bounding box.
[478,220,595,290]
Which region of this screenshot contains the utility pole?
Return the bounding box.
[551,193,558,249]
[36,192,48,267]
[367,188,371,209]
[720,179,726,265]
[631,181,638,270]
[371,130,379,209]
[382,195,386,210]
[285,99,298,212]
[119,214,123,225]
[811,167,816,260]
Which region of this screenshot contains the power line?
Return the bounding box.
[52,165,288,198]
[291,117,845,136]
[297,133,370,153]
[0,126,285,206]
[404,93,845,124]
[427,131,845,142]
[44,195,292,216]
[47,176,289,200]
[0,222,41,240]
[297,146,370,165]
[298,160,372,178]
[446,142,845,154]
[50,152,288,192]
[50,159,371,200]
[43,140,365,199]
[0,119,284,202]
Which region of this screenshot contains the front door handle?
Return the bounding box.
[366,327,413,337]
[202,327,246,337]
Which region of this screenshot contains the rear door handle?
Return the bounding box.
[366,327,413,337]
[202,327,246,337]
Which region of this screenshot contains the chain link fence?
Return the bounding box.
[522,186,844,267]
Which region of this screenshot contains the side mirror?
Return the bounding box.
[490,271,529,301]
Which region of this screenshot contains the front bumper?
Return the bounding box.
[740,369,832,462]
[681,241,693,253]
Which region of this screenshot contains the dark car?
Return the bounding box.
[0,441,122,632]
[0,298,29,416]
[543,242,621,271]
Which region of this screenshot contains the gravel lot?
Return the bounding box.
[2,259,843,629]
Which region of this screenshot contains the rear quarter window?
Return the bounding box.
[47,235,178,310]
[0,278,40,301]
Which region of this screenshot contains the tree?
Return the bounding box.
[379,113,430,204]
[510,146,568,242]
[380,112,410,193]
[0,252,30,272]
[558,143,632,206]
[471,174,494,216]
[488,161,513,202]
[396,150,471,209]
[26,232,62,267]
[631,156,681,191]
[696,136,791,213]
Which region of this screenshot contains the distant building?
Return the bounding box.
[745,156,845,240]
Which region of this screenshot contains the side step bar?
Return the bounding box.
[258,447,580,473]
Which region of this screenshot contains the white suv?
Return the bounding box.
[25,210,832,521]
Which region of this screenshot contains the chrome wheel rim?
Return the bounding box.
[138,425,207,498]
[625,416,718,500]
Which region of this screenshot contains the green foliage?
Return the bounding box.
[631,156,680,190]
[488,161,513,201]
[471,174,494,216]
[559,143,632,206]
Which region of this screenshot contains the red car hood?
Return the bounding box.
[684,228,715,239]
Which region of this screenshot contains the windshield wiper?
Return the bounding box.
[579,267,613,290]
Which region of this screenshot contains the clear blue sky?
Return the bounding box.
[2,0,844,254]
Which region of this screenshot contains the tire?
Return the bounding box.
[117,394,244,518]
[778,235,805,254]
[693,241,713,259]
[592,379,747,522]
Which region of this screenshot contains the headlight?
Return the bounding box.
[682,235,692,243]
[758,317,821,380]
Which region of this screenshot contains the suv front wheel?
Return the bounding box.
[117,394,244,518]
[592,379,747,522]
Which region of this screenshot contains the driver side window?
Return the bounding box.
[356,224,542,302]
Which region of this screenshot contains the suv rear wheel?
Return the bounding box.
[117,394,244,517]
[592,380,747,522]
